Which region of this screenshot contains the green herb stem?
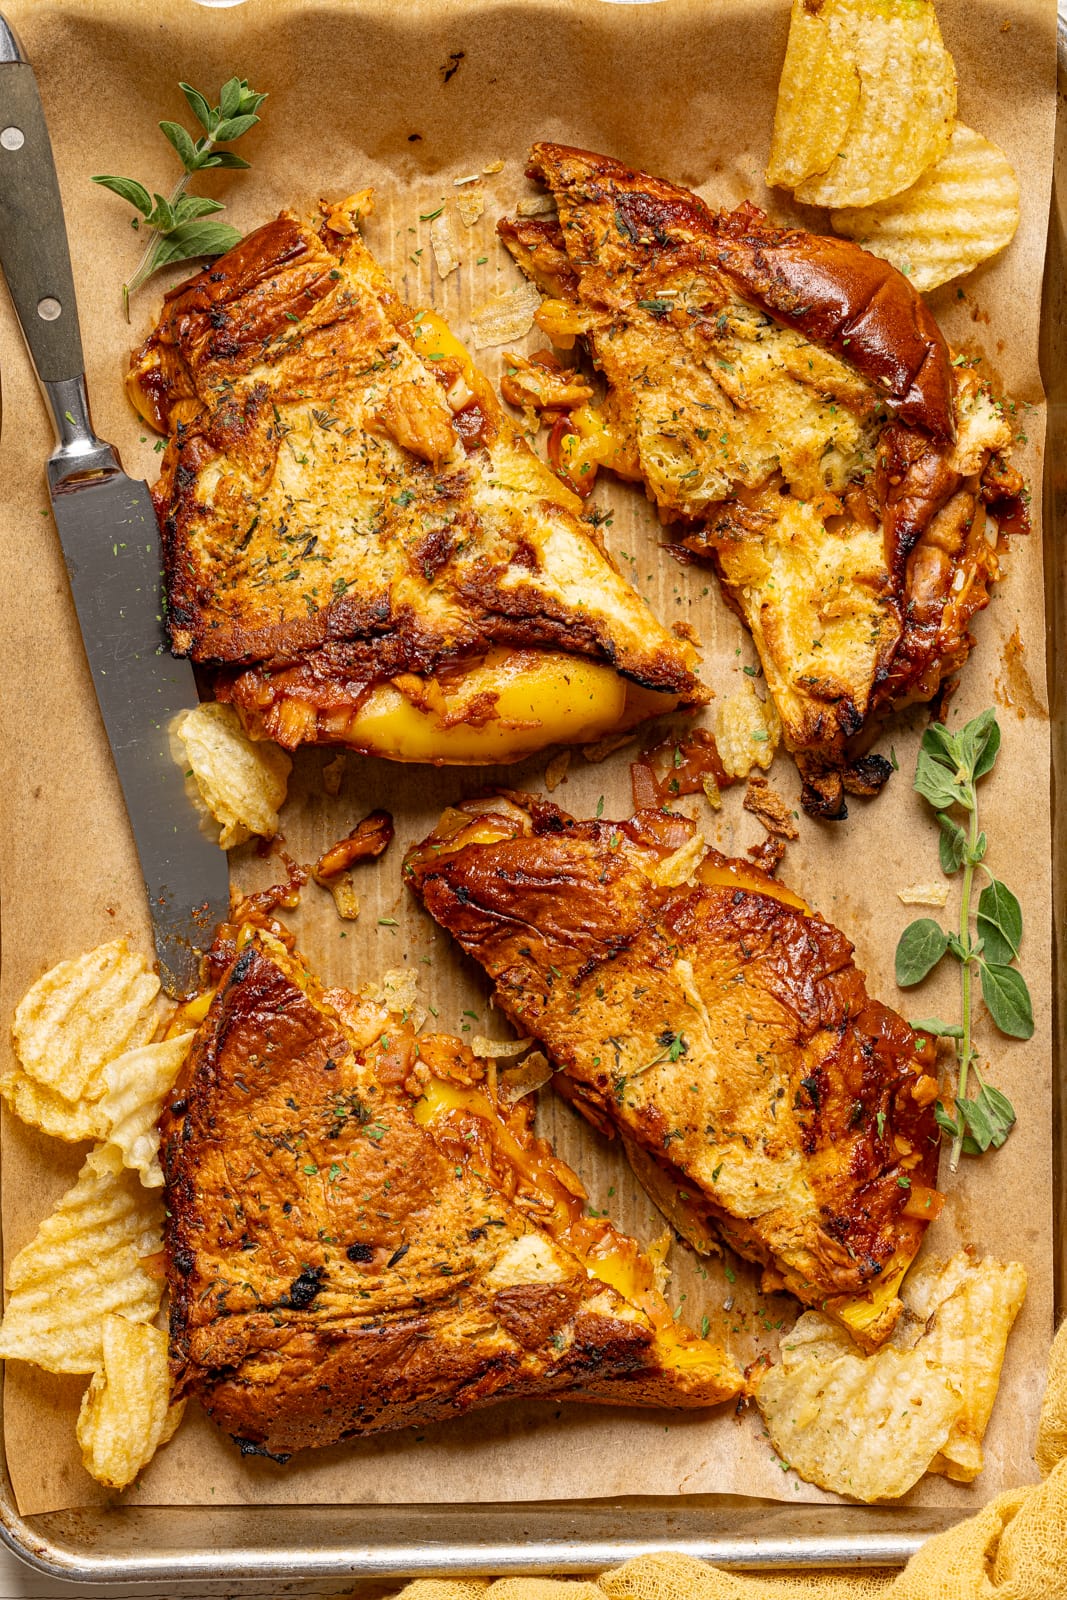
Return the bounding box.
[950,796,981,1173]
[123,167,198,316]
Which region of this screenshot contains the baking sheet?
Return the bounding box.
[0,0,1056,1523]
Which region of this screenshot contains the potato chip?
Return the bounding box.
[895,1252,1027,1482]
[831,123,1021,291]
[98,1033,195,1188]
[647,832,708,889]
[766,0,860,191]
[469,1034,535,1061]
[755,1313,961,1501]
[429,209,461,278]
[76,1316,185,1490]
[897,883,950,907]
[769,0,957,210]
[498,1049,553,1104]
[456,186,486,227]
[0,1063,104,1143]
[756,1252,1027,1499]
[176,701,292,848]
[0,1144,164,1373]
[715,679,781,779]
[10,940,159,1111]
[544,750,571,792]
[470,281,543,349]
[323,873,360,920]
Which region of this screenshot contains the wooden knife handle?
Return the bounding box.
[0,20,84,385]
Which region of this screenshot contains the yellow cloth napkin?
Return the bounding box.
[391,1321,1067,1600]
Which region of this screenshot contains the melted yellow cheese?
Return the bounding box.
[414,1076,720,1371]
[408,310,477,383]
[561,404,628,479]
[344,649,631,763]
[837,1258,911,1335]
[697,857,809,914]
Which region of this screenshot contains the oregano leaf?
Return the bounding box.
[179,82,215,132]
[919,722,961,769]
[92,174,153,216]
[971,715,1002,780]
[937,814,966,873]
[914,756,969,812]
[205,150,251,170]
[159,120,199,172]
[958,707,1000,780]
[911,1017,964,1038]
[219,76,244,118]
[172,194,226,223]
[976,878,1022,964]
[895,920,949,987]
[934,1100,963,1139]
[979,961,1034,1040]
[214,113,259,142]
[147,219,243,272]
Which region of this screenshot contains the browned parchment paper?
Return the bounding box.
[0,0,1056,1520]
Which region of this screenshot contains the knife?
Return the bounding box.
[0,15,229,997]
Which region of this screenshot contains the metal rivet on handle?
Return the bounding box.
[0,126,24,150]
[37,297,62,321]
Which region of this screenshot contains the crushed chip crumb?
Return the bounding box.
[456,187,486,227]
[897,883,951,907]
[516,195,556,217]
[470,1035,535,1061]
[482,159,505,175]
[499,1049,552,1103]
[429,209,461,278]
[544,750,571,792]
[715,680,781,779]
[471,281,543,348]
[647,831,708,888]
[325,873,360,920]
[583,733,636,764]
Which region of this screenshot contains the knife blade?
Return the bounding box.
[0,14,229,996]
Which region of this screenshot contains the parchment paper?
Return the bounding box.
[0,0,1056,1520]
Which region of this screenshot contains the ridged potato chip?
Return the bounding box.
[766,0,860,191]
[98,1033,195,1188]
[10,940,159,1111]
[0,1144,164,1374]
[755,1313,961,1501]
[768,0,957,210]
[77,1316,184,1490]
[714,679,781,779]
[895,1253,1027,1482]
[176,701,292,849]
[0,1064,105,1143]
[756,1252,1027,1499]
[831,123,1021,291]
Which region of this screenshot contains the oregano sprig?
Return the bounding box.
[93,77,267,318]
[894,708,1030,1173]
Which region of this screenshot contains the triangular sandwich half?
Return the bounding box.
[159,925,742,1458]
[500,145,1016,816]
[128,196,703,765]
[406,797,944,1350]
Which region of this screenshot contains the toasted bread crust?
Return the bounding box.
[161,935,741,1455]
[523,145,954,439]
[501,146,1012,816]
[130,207,703,754]
[406,799,942,1341]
